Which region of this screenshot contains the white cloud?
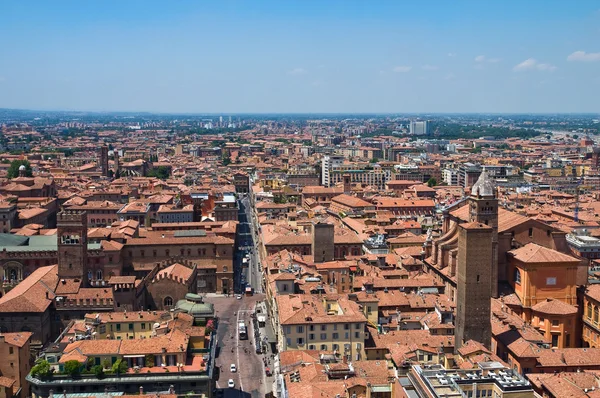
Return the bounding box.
[513,58,537,70]
[422,64,439,71]
[513,58,557,72]
[392,66,412,73]
[288,68,307,75]
[537,63,557,71]
[475,55,500,64]
[567,50,600,62]
[447,52,457,57]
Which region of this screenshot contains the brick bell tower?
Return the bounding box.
[468,167,499,298]
[57,210,89,282]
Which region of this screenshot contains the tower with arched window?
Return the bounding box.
[57,210,89,282]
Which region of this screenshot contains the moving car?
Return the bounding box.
[228,379,235,388]
[235,294,242,300]
[230,363,237,373]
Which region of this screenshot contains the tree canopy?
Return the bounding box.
[7,160,33,179]
[147,166,170,180]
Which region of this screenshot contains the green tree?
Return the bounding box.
[7,160,33,178]
[147,166,170,180]
[222,154,231,166]
[112,359,128,375]
[102,359,111,370]
[92,365,104,378]
[64,360,81,376]
[427,178,437,188]
[31,360,52,378]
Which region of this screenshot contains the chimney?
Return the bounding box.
[139,386,144,395]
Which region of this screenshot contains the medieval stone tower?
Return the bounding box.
[312,221,335,263]
[455,221,493,351]
[468,168,499,298]
[57,210,89,282]
[99,145,109,177]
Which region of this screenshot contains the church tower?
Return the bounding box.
[468,168,499,297]
[57,210,89,282]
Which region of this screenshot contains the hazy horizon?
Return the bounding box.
[1,1,599,114]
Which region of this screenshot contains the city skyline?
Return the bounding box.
[0,1,599,114]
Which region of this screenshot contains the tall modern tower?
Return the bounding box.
[409,120,429,135]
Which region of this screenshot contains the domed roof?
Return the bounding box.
[471,168,495,198]
[18,165,26,171]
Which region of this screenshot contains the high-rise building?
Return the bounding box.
[409,120,430,135]
[321,155,344,186]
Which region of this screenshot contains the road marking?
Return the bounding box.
[235,309,245,392]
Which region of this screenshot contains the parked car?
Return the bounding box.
[228,379,235,388]
[230,363,237,373]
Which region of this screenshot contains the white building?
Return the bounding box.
[409,120,430,135]
[321,155,344,187]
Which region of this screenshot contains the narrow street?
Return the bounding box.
[209,193,273,397]
[238,195,262,294]
[208,295,274,398]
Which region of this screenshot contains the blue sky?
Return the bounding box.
[0,1,599,113]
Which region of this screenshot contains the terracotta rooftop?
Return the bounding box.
[509,243,580,264]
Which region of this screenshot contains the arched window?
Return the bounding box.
[514,269,521,285]
[164,296,173,307]
[595,307,599,324]
[588,302,594,320]
[223,266,228,273]
[96,270,103,280]
[88,270,93,281]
